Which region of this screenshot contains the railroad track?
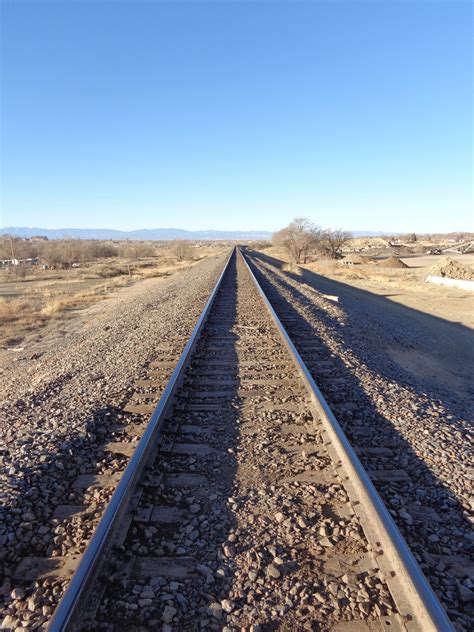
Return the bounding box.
[9,248,452,631]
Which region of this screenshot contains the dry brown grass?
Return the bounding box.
[0,246,230,348]
[40,300,64,317]
[0,277,133,347]
[0,298,38,321]
[0,297,47,346]
[281,262,303,276]
[88,263,130,278]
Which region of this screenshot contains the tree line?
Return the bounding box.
[272,218,352,263]
[0,237,119,266]
[0,237,195,269]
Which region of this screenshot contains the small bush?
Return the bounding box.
[0,298,38,322]
[251,240,272,250]
[282,262,303,276]
[92,264,130,278]
[41,300,64,316]
[171,240,194,262]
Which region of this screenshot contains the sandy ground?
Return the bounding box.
[401,253,474,269]
[2,273,177,361]
[258,248,474,402]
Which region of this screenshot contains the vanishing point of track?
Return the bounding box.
[23,249,452,631]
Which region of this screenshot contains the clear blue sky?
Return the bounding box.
[1,0,472,233]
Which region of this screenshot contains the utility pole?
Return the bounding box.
[9,235,15,261]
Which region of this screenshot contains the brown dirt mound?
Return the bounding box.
[428,257,474,281]
[341,254,366,264]
[376,256,408,269]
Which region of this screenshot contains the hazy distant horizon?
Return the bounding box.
[2,226,472,242]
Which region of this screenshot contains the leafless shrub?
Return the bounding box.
[251,240,272,250]
[79,241,117,260]
[11,265,29,279]
[117,242,156,259]
[92,264,130,278]
[281,262,303,275]
[39,240,117,268]
[272,218,322,263]
[171,240,194,261]
[319,229,352,259]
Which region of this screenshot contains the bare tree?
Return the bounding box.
[37,239,115,267]
[0,236,37,260]
[118,242,156,260]
[251,240,271,250]
[273,218,322,263]
[172,240,194,261]
[133,242,156,258]
[40,241,73,268]
[80,240,117,260]
[319,229,352,259]
[0,237,14,260]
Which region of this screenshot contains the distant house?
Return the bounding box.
[0,257,39,267]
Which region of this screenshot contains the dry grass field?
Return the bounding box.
[0,241,229,348]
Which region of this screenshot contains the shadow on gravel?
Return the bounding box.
[245,249,473,630]
[1,256,233,627]
[251,251,474,412]
[0,401,143,620]
[95,252,243,630]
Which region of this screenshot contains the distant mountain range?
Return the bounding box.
[0,226,400,241]
[0,226,273,241]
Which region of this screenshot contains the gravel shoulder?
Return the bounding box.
[264,247,474,331]
[0,254,228,596]
[302,266,474,402]
[0,255,226,401]
[267,249,473,402]
[248,250,473,630]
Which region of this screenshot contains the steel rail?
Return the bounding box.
[239,247,453,632]
[48,248,236,631]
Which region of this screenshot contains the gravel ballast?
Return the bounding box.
[0,254,228,620]
[248,251,473,631]
[96,252,399,632]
